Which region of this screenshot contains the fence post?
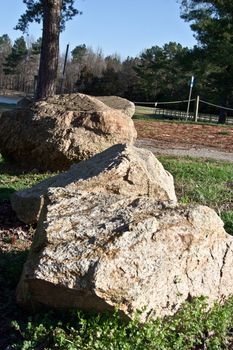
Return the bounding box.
[194,95,200,122]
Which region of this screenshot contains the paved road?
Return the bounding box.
[135,138,233,163]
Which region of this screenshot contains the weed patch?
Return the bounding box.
[9,297,233,349]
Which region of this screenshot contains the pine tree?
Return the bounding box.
[15,0,80,100]
[180,0,233,123]
[4,36,27,75]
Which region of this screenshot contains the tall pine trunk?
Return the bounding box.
[218,107,227,124]
[218,93,228,124]
[218,67,231,124]
[35,0,62,100]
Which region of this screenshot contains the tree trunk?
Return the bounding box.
[35,0,62,100]
[218,95,228,124]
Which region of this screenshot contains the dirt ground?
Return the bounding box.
[134,120,233,162]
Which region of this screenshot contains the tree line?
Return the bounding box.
[0,37,231,106]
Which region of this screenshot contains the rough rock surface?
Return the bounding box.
[11,144,177,224]
[0,93,137,171]
[17,187,233,320]
[96,96,135,118]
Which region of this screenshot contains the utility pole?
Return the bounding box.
[194,95,200,122]
[186,75,194,121]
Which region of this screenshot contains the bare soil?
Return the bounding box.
[134,120,233,162]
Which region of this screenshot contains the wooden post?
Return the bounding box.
[194,95,200,122]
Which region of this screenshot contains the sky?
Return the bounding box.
[0,0,197,59]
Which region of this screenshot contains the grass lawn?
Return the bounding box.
[0,155,54,202]
[134,105,233,127]
[134,105,156,118]
[1,153,233,349]
[0,104,17,113]
[159,156,233,235]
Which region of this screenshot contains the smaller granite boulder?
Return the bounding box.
[96,96,135,118]
[11,144,177,224]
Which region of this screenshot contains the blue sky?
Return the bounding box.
[0,0,197,58]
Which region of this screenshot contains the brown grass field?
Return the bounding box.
[134,119,233,153]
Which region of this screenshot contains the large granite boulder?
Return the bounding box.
[11,144,177,224]
[0,93,137,171]
[96,96,135,118]
[15,145,233,320]
[17,186,233,320]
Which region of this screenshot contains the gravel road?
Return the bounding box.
[135,138,233,163]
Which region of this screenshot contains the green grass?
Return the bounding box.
[0,154,55,202]
[217,130,231,136]
[134,105,156,116]
[159,156,233,235]
[0,103,17,112]
[1,154,233,349]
